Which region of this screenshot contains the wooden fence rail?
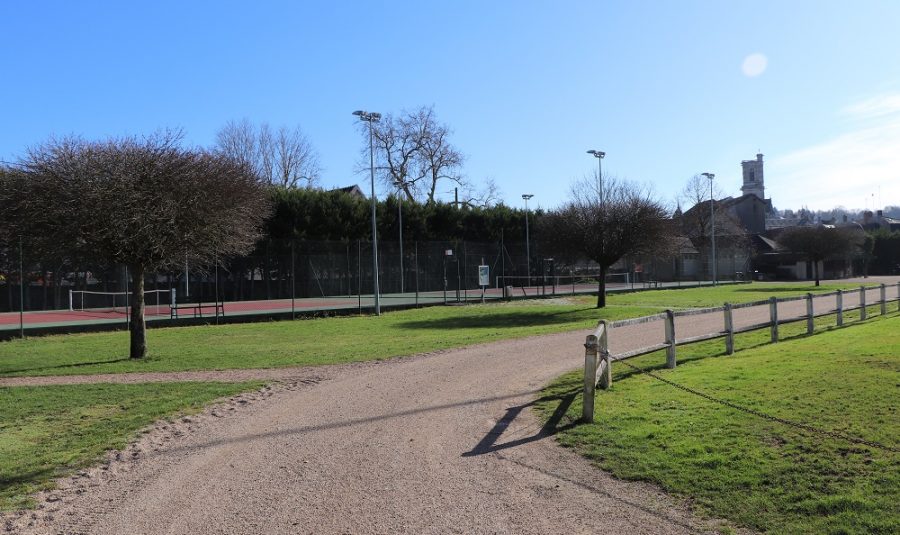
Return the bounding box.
[582,283,900,423]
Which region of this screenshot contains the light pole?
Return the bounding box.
[701,172,716,285]
[522,194,534,288]
[587,150,605,205]
[397,193,404,294]
[353,110,383,314]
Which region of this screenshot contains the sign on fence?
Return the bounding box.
[478,265,489,287]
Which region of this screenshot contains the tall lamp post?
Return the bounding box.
[353,110,383,314]
[397,192,404,294]
[587,150,605,205]
[522,194,534,288]
[701,172,717,285]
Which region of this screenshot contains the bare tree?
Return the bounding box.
[676,174,750,273]
[779,226,860,286]
[457,178,502,209]
[216,120,321,188]
[364,106,465,204]
[542,175,673,307]
[4,131,271,358]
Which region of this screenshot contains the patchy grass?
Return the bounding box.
[537,314,900,534]
[0,381,259,510]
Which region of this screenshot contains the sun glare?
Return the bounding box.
[742,53,768,77]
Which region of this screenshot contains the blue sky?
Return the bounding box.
[2,1,899,212]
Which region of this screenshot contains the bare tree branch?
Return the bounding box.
[216,120,321,188]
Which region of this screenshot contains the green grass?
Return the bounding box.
[0,381,259,510]
[1,282,866,378]
[608,281,864,308]
[537,314,900,534]
[0,301,662,377]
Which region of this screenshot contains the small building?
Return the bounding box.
[331,185,365,198]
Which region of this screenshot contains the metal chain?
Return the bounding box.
[615,359,898,453]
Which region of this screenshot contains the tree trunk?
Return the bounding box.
[129,264,147,359]
[596,265,607,308]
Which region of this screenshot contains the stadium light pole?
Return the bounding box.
[587,150,605,206]
[353,110,382,314]
[397,190,404,294]
[702,172,717,285]
[522,194,534,288]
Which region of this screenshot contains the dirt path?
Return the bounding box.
[6,337,739,534]
[6,289,893,534]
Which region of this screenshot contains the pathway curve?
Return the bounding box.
[7,288,895,534]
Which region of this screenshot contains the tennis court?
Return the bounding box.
[0,278,723,336]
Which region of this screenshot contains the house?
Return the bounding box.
[331,185,365,198]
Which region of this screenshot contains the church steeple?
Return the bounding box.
[740,153,764,199]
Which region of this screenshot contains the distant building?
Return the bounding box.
[740,153,765,199]
[862,210,900,232]
[331,185,365,198]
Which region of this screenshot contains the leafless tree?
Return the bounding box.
[779,225,861,286]
[457,178,502,209]
[363,106,465,204]
[4,131,271,358]
[541,175,673,307]
[216,120,321,188]
[676,174,750,264]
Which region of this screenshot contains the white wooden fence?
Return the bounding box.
[582,283,900,423]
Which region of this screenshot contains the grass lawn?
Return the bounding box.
[537,314,900,534]
[0,282,866,378]
[609,281,866,308]
[0,381,259,510]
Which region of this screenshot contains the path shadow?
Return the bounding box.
[155,388,545,456]
[462,390,578,457]
[0,357,131,377]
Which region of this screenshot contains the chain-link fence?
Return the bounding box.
[1,239,574,313]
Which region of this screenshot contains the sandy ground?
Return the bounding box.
[3,283,896,534]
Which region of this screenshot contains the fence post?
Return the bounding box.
[806,293,814,334]
[859,286,867,321]
[880,284,887,315]
[582,334,599,423]
[598,320,611,390]
[665,309,676,368]
[769,297,779,343]
[724,302,734,355]
[897,282,900,312]
[836,289,843,326]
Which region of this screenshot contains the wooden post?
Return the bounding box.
[769,297,779,343]
[859,286,867,321]
[724,302,734,355]
[665,309,676,368]
[598,321,611,390]
[880,284,887,315]
[836,289,843,326]
[806,293,814,334]
[582,334,599,423]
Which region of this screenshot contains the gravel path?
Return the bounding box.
[5,284,896,534]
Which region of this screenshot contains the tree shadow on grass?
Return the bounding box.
[0,357,131,377]
[397,309,599,330]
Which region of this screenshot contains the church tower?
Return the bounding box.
[741,153,765,199]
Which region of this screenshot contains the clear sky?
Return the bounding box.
[2,1,899,213]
